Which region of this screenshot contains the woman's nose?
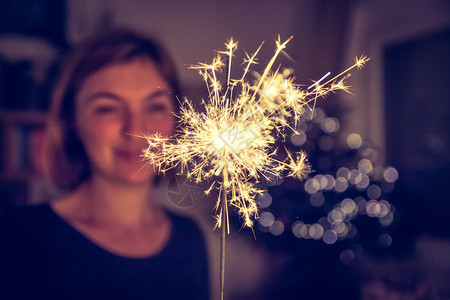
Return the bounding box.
[123,110,145,136]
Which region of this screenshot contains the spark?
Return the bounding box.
[143,37,368,230]
[308,71,331,89]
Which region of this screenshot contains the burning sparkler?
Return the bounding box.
[144,36,368,229]
[142,36,369,300]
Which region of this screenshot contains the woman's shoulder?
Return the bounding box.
[0,203,53,234]
[1,202,51,219]
[0,204,53,268]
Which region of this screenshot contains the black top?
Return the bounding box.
[0,204,209,300]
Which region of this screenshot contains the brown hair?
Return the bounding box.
[45,29,181,191]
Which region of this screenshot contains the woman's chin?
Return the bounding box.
[111,163,155,186]
[126,167,155,185]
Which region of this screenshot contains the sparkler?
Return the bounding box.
[143,36,369,299]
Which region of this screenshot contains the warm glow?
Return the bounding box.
[143,36,368,229]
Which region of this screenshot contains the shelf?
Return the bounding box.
[0,170,41,182]
[0,110,48,125]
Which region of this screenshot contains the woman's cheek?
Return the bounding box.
[82,119,122,145]
[146,116,175,136]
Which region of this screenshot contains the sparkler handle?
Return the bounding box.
[220,185,226,300]
[220,169,229,300]
[220,38,230,297]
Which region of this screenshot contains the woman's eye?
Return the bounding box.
[94,105,119,115]
[147,103,169,113]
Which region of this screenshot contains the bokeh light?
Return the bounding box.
[270,220,285,236]
[334,222,348,237]
[334,177,349,193]
[323,174,335,190]
[378,200,391,218]
[358,159,373,174]
[366,200,380,217]
[256,108,397,245]
[309,192,325,207]
[378,233,392,248]
[356,173,370,189]
[340,249,355,265]
[367,184,382,199]
[383,166,399,183]
[292,221,308,239]
[305,178,321,194]
[290,130,307,146]
[348,169,362,185]
[365,199,391,218]
[323,230,338,244]
[337,167,350,178]
[328,208,345,224]
[347,133,362,149]
[379,211,395,226]
[320,117,340,134]
[257,192,273,208]
[310,223,324,240]
[341,198,357,215]
[358,141,373,156]
[259,211,275,227]
[356,197,367,215]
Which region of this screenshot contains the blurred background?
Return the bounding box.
[0,0,449,299]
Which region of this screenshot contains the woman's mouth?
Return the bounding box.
[115,149,145,162]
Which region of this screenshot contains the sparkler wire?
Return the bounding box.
[220,173,227,300]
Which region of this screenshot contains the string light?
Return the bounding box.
[259,107,399,243]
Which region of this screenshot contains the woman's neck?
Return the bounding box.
[51,175,172,258]
[61,176,160,229]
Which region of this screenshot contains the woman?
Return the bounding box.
[0,29,209,299]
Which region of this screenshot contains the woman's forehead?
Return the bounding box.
[77,58,171,102]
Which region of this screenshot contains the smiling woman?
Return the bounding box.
[0,29,209,300]
[47,30,181,191]
[75,58,175,185]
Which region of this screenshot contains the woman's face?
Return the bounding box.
[75,57,175,185]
